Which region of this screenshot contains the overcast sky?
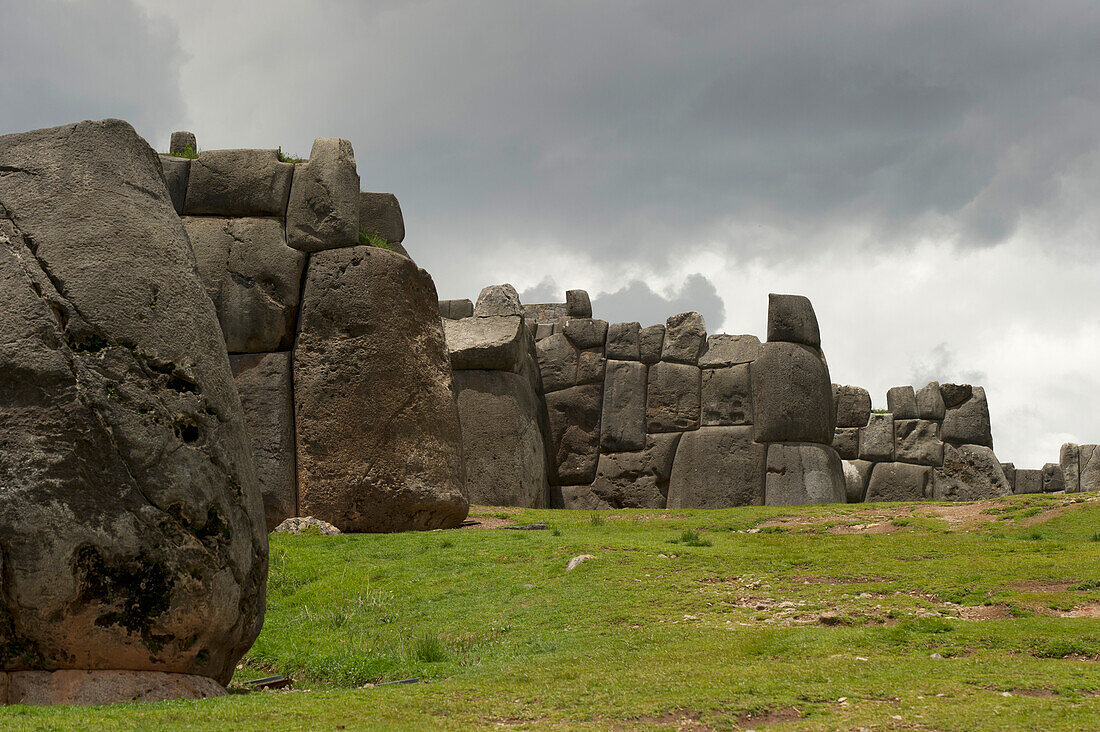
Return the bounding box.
[4,0,1100,467]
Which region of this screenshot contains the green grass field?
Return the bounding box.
[5,492,1100,730]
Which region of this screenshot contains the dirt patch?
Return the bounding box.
[618,709,714,731]
[958,605,1013,620]
[1060,604,1100,619]
[735,705,801,728]
[1011,580,1073,593]
[791,576,890,584]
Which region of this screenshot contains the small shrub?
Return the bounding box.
[1021,531,1045,541]
[673,530,712,547]
[276,146,305,163]
[358,227,394,250]
[1089,533,1100,542]
[551,527,561,537]
[411,632,448,663]
[167,145,197,159]
[590,513,605,526]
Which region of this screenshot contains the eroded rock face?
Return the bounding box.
[184,149,293,216]
[865,462,932,502]
[750,342,834,444]
[286,138,360,252]
[932,444,1011,501]
[589,434,680,508]
[764,443,846,506]
[0,119,266,688]
[294,246,468,532]
[667,427,766,508]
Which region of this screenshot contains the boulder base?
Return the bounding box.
[1,670,226,706]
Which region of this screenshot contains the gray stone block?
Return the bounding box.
[767,293,820,347]
[646,361,701,433]
[550,485,612,510]
[444,315,528,371]
[939,383,972,409]
[590,433,681,509]
[887,386,918,419]
[1000,462,1016,492]
[564,318,608,349]
[1081,445,1100,492]
[606,321,641,361]
[1014,469,1043,495]
[701,364,752,426]
[750,342,834,444]
[940,386,993,447]
[916,381,946,420]
[359,192,405,244]
[438,298,474,320]
[667,426,766,508]
[475,283,523,317]
[184,149,294,216]
[1060,443,1080,493]
[566,289,592,317]
[865,462,933,502]
[184,216,306,353]
[544,383,603,485]
[535,322,554,340]
[845,459,875,503]
[699,334,761,368]
[601,360,647,451]
[832,427,860,460]
[859,413,894,461]
[894,419,944,466]
[170,130,196,155]
[661,311,707,364]
[764,443,846,506]
[286,138,360,252]
[1042,463,1065,493]
[932,444,1012,501]
[639,324,665,364]
[833,384,871,428]
[159,154,189,214]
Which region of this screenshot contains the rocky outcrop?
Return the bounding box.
[0,119,266,698]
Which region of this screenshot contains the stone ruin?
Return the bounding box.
[0,118,1094,705]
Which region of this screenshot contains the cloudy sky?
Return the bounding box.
[4,0,1100,467]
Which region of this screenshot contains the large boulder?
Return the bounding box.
[1080,445,1100,492]
[661,312,707,364]
[158,155,189,214]
[231,353,297,531]
[605,321,641,361]
[285,138,360,252]
[359,192,405,245]
[444,315,528,371]
[536,332,604,392]
[701,364,752,426]
[894,419,944,467]
[699,334,761,368]
[1014,469,1043,495]
[566,289,592,317]
[646,362,701,433]
[865,462,933,502]
[475,283,523,317]
[184,149,293,216]
[294,246,468,531]
[453,370,548,508]
[1042,463,1065,493]
[764,443,846,506]
[0,120,266,695]
[940,386,993,448]
[183,216,307,353]
[564,318,608,349]
[833,384,871,428]
[544,384,603,485]
[767,293,820,347]
[588,434,681,509]
[844,459,874,503]
[932,444,1011,501]
[886,386,918,419]
[859,413,895,461]
[916,381,946,420]
[832,427,859,460]
[667,427,766,508]
[1060,443,1080,493]
[600,360,647,451]
[639,325,665,364]
[750,342,834,443]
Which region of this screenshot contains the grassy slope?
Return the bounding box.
[5,493,1100,731]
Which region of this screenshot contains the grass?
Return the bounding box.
[6,494,1100,730]
[276,146,306,163]
[359,226,393,250]
[166,145,197,159]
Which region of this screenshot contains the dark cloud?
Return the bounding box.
[0,0,185,146]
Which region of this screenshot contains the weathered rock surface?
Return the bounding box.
[286,138,359,252]
[932,444,1011,501]
[359,192,405,244]
[438,298,474,320]
[1042,463,1065,493]
[699,334,761,368]
[475,283,524,317]
[894,419,944,467]
[667,427,766,508]
[184,216,306,352]
[589,434,681,509]
[751,342,834,443]
[453,370,548,508]
[1060,443,1080,493]
[231,353,297,531]
[764,443,846,506]
[940,386,993,447]
[184,149,294,216]
[536,333,604,392]
[544,384,603,485]
[886,386,918,419]
[833,384,872,428]
[566,289,592,317]
[564,318,608,349]
[1000,462,1017,492]
[767,293,820,347]
[832,427,860,460]
[1,670,227,706]
[661,312,707,364]
[859,413,895,461]
[701,364,752,426]
[0,119,266,688]
[294,246,468,531]
[444,315,528,371]
[865,462,933,502]
[605,321,641,360]
[273,516,340,536]
[646,361,701,433]
[916,381,946,420]
[1080,445,1100,492]
[170,130,196,155]
[551,486,612,510]
[158,155,189,214]
[639,325,665,364]
[845,459,875,503]
[1014,469,1043,495]
[600,360,647,451]
[939,383,972,409]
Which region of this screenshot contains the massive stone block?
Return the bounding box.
[832,427,860,460]
[286,138,360,252]
[294,246,468,532]
[764,443,846,506]
[701,364,752,426]
[699,334,761,368]
[1060,443,1080,493]
[646,361,701,433]
[932,444,1011,501]
[170,130,196,155]
[601,360,647,451]
[588,433,681,509]
[444,315,528,371]
[158,155,189,214]
[1000,462,1017,492]
[859,413,895,461]
[767,293,820,347]
[865,463,933,502]
[544,384,603,485]
[916,381,946,420]
[359,192,405,244]
[886,386,918,419]
[438,298,474,320]
[1042,463,1065,493]
[751,342,834,444]
[1014,469,1043,495]
[833,384,871,428]
[1080,445,1100,492]
[536,332,604,392]
[0,119,266,693]
[667,427,766,508]
[605,321,641,360]
[894,419,944,466]
[639,324,665,364]
[475,283,524,317]
[184,149,294,216]
[453,370,548,508]
[940,386,993,448]
[183,216,307,353]
[231,353,297,531]
[564,318,608,349]
[939,383,972,409]
[661,311,707,364]
[566,289,592,317]
[844,459,874,503]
